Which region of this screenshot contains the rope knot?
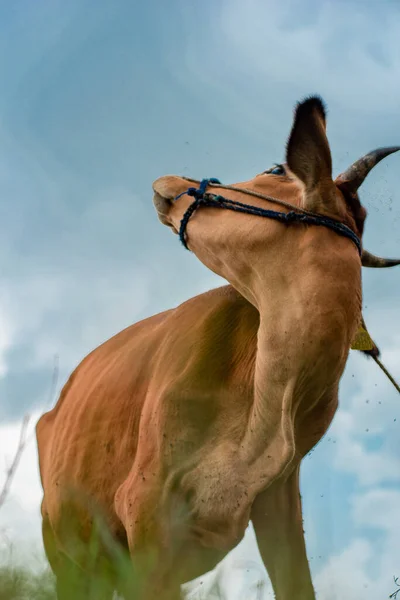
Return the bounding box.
[186,178,220,200]
[285,211,298,222]
[187,187,201,198]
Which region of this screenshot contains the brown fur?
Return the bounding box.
[37,98,366,599]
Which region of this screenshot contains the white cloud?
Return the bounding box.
[0,414,44,565]
[0,303,13,377]
[331,410,400,486]
[314,487,400,600]
[180,0,400,114]
[165,0,400,176]
[352,487,400,534]
[0,415,42,513]
[0,185,156,381]
[315,538,376,600]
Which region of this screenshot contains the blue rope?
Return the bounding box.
[176,178,362,255]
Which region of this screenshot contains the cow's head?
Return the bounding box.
[153,96,399,304]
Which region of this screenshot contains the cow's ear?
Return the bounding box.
[286,96,337,213]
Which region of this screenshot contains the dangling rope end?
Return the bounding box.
[371,355,400,394]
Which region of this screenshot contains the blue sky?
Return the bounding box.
[0,1,399,598]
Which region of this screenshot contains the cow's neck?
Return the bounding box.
[239,292,307,471]
[236,257,359,473]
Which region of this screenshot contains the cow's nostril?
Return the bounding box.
[153,192,174,228]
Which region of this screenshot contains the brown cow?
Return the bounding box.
[36,97,399,600]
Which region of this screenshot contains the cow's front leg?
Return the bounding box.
[251,465,315,600]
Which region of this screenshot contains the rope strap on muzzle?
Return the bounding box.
[175,178,362,255]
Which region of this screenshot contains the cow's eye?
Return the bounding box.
[266,164,285,176]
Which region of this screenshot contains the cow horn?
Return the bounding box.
[336,146,400,194]
[361,250,400,268]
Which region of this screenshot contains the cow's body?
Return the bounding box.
[37,275,357,597]
[37,97,399,600]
